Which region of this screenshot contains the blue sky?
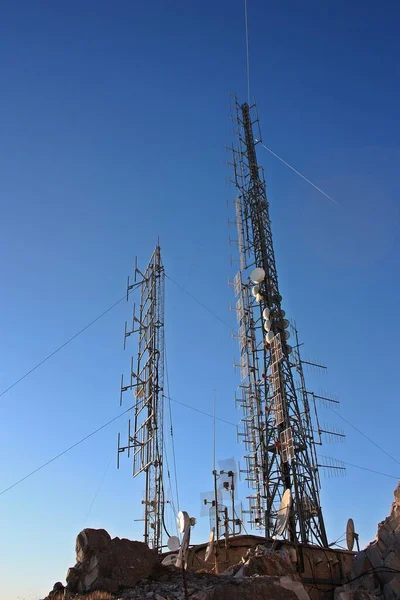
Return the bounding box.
[0,1,399,598]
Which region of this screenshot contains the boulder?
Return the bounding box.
[66,528,158,593]
[75,527,111,562]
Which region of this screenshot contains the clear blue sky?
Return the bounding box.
[0,1,399,598]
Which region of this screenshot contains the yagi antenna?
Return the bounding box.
[319,423,346,443]
[317,455,346,478]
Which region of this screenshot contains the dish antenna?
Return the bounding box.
[177,510,190,534]
[176,510,196,569]
[250,267,265,284]
[274,489,292,536]
[161,553,178,566]
[204,528,215,563]
[346,518,360,552]
[167,536,180,552]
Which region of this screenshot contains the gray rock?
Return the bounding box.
[383,575,400,600]
[335,482,400,600]
[365,543,384,570]
[76,527,111,562]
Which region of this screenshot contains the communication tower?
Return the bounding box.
[230,97,342,547]
[117,245,165,553]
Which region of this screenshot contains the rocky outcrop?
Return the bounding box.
[65,528,158,594]
[335,482,400,600]
[100,563,310,600]
[43,534,311,600]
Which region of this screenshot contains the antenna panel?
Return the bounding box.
[209,504,227,532]
[236,297,244,323]
[273,392,284,426]
[238,323,247,351]
[240,352,249,381]
[234,271,242,296]
[271,362,280,392]
[271,333,283,364]
[301,496,319,519]
[200,491,222,516]
[280,427,294,462]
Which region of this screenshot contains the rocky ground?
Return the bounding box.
[43,533,310,600]
[43,483,400,600]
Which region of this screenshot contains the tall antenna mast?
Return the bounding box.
[230,98,329,546]
[118,244,165,553]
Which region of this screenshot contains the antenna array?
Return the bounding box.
[229,97,344,546]
[117,245,165,553]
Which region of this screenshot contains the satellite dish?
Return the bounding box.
[176,509,195,569]
[255,293,263,302]
[263,307,270,320]
[346,518,355,551]
[264,319,272,331]
[162,553,178,566]
[251,285,259,297]
[177,510,190,534]
[275,489,292,536]
[204,529,215,562]
[265,331,274,344]
[282,319,289,329]
[167,536,180,552]
[250,267,265,284]
[284,330,290,340]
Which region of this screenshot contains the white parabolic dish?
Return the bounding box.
[177,510,190,534]
[250,267,265,284]
[275,489,292,536]
[161,553,178,566]
[167,536,180,552]
[265,331,274,344]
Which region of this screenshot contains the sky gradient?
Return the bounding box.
[0,2,399,599]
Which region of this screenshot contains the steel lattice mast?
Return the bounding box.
[231,98,328,547]
[118,245,165,552]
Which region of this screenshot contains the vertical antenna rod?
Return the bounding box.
[230,98,328,547]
